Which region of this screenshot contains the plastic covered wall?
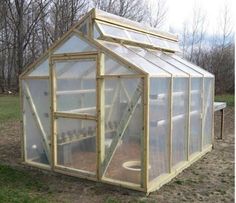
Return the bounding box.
[172,78,188,167]
[203,78,214,147]
[149,78,170,181]
[189,78,202,155]
[102,55,144,185]
[22,79,51,165]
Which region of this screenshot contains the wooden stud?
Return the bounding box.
[98,74,145,79]
[50,51,98,60]
[50,57,56,169]
[97,52,105,180]
[19,79,25,162]
[54,112,97,120]
[212,78,215,145]
[142,75,149,190]
[21,76,49,80]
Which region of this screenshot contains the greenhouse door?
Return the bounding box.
[51,53,98,179]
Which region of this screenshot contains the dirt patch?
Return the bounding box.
[0,107,234,202]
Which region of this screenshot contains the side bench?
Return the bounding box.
[214,102,227,139]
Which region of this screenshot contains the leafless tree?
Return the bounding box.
[147,0,168,28]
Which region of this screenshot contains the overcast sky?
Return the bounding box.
[159,0,234,35]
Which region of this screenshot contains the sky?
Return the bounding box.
[156,0,235,35]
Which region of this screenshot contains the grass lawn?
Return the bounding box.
[0,95,20,122]
[215,94,234,107]
[0,165,54,203]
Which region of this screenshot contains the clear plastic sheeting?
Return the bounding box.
[28,58,49,76]
[104,55,137,75]
[55,59,97,115]
[127,30,151,44]
[98,40,170,76]
[126,46,188,77]
[189,78,202,155]
[103,77,143,184]
[169,54,214,78]
[97,22,128,40]
[149,78,170,181]
[159,53,202,77]
[54,34,96,54]
[93,23,101,39]
[22,80,50,165]
[24,80,51,138]
[172,78,188,166]
[103,76,143,184]
[203,78,213,146]
[56,117,97,174]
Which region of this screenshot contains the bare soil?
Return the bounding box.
[0,107,234,203]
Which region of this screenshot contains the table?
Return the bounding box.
[214,102,227,139]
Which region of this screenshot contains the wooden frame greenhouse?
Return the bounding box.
[19,8,214,193]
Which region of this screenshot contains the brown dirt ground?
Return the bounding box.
[0,107,234,203]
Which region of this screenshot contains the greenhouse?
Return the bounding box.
[20,8,214,193]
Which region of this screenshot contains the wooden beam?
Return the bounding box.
[21,76,49,80]
[54,112,97,120]
[142,76,149,190]
[51,51,98,59]
[97,74,145,79]
[97,52,105,179]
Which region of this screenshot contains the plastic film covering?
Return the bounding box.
[93,23,101,39]
[99,40,170,76]
[159,53,202,77]
[56,118,96,174]
[97,22,128,40]
[203,78,213,146]
[170,54,214,77]
[127,46,188,77]
[55,59,96,115]
[149,78,170,181]
[77,18,89,36]
[54,34,96,54]
[103,78,143,184]
[22,79,50,165]
[149,36,180,52]
[28,58,49,76]
[172,78,188,166]
[189,78,202,155]
[127,30,151,44]
[104,55,138,75]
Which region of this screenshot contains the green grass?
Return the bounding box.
[215,94,234,107]
[0,164,53,203]
[0,96,20,122]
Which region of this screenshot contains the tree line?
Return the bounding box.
[0,0,234,94]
